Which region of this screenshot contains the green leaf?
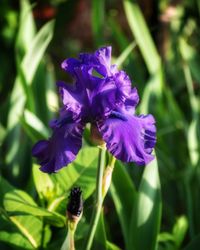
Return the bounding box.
[123,0,161,74]
[33,164,56,200]
[0,124,6,146]
[129,156,162,250]
[0,176,13,206]
[9,214,42,248]
[180,39,199,116]
[20,110,49,142]
[52,147,99,200]
[15,0,36,61]
[5,17,54,181]
[157,232,175,243]
[172,216,188,248]
[114,42,136,68]
[8,17,54,130]
[0,231,33,249]
[187,117,199,168]
[92,0,105,46]
[110,161,136,250]
[139,70,163,114]
[106,241,122,250]
[108,17,129,50]
[20,20,55,86]
[4,190,65,227]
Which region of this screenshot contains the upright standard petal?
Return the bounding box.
[79,46,112,77]
[61,58,81,75]
[57,81,85,119]
[97,112,156,165]
[94,46,112,76]
[91,71,132,119]
[32,121,84,173]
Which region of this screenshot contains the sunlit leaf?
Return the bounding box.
[52,147,99,200]
[0,231,33,249]
[20,110,49,142]
[9,215,42,249]
[114,42,136,68]
[172,216,188,248]
[123,0,161,74]
[4,189,65,227]
[129,157,161,250]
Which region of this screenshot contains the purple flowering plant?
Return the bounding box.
[32,46,156,173]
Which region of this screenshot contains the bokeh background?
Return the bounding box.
[0,0,200,249]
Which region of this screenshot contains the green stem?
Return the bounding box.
[85,147,106,250]
[61,221,77,250]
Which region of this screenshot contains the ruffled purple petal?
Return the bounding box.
[97,112,156,165]
[61,58,81,75]
[123,87,139,113]
[91,70,132,118]
[32,122,84,173]
[79,46,112,77]
[57,81,85,119]
[94,46,112,76]
[74,66,103,92]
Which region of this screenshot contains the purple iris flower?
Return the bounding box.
[32,46,156,173]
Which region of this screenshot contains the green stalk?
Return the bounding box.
[85,150,116,250]
[85,147,106,250]
[61,221,77,250]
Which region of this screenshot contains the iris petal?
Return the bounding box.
[97,112,156,165]
[33,46,156,171]
[57,81,84,119]
[32,121,84,173]
[79,46,112,77]
[123,87,139,113]
[92,70,132,118]
[61,58,80,75]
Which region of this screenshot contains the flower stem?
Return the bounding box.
[85,147,106,250]
[85,150,116,250]
[61,221,76,250]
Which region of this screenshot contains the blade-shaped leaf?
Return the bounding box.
[110,161,136,250]
[92,0,105,46]
[20,110,49,142]
[129,156,162,250]
[114,42,136,68]
[123,0,161,74]
[20,20,54,86]
[15,0,36,61]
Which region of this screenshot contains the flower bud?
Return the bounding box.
[67,187,83,223]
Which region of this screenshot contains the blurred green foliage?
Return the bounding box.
[0,0,200,249]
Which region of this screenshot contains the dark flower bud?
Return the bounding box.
[67,187,83,221]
